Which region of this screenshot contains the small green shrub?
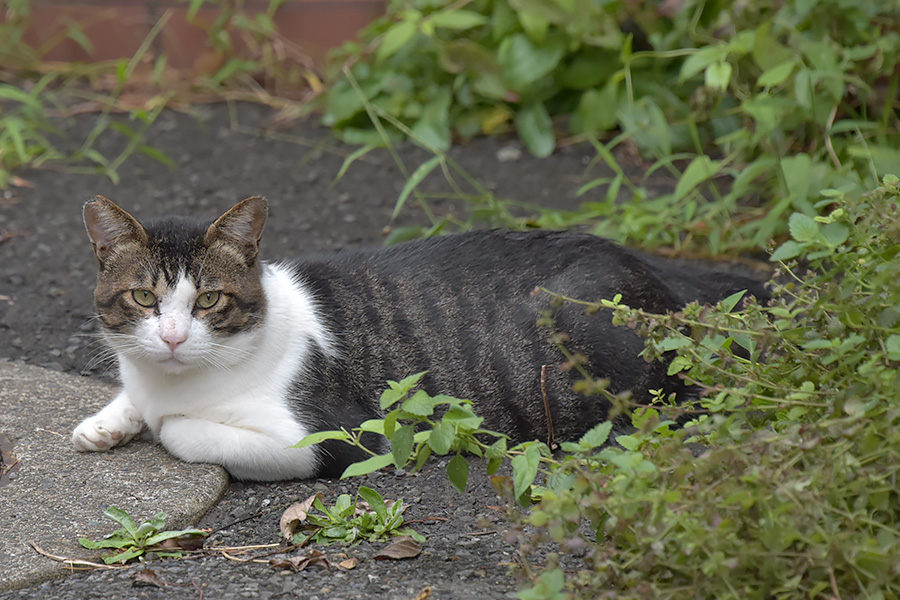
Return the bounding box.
[516,176,900,598]
[280,486,425,546]
[78,507,207,564]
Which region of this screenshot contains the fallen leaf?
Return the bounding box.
[156,532,208,552]
[336,557,358,570]
[413,587,433,600]
[279,493,324,541]
[373,536,422,560]
[9,176,35,188]
[132,568,165,588]
[269,549,331,572]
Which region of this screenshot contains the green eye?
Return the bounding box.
[196,290,221,309]
[132,289,157,307]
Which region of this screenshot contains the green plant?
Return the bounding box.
[281,487,425,546]
[511,176,900,598]
[324,0,900,254]
[295,371,512,493]
[78,507,208,564]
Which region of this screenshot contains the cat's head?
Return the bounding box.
[83,196,268,374]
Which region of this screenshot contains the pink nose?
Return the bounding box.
[162,332,187,353]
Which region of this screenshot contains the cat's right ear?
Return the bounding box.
[204,196,268,263]
[83,196,148,264]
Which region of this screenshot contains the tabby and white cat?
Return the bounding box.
[73,196,765,480]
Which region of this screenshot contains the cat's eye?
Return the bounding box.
[132,289,157,307]
[196,290,221,309]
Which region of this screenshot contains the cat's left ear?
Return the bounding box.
[205,196,268,263]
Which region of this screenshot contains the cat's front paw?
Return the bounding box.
[72,402,144,452]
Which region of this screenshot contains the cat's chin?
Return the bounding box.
[154,356,197,375]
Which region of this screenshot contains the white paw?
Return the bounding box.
[72,404,144,452]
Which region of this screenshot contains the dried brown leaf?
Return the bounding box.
[269,549,331,572]
[336,557,358,570]
[413,587,433,600]
[132,568,165,588]
[9,177,35,188]
[279,493,324,541]
[373,536,422,560]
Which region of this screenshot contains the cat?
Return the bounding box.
[72,195,767,481]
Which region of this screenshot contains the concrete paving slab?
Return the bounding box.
[0,361,229,592]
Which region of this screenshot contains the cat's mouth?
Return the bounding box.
[158,355,190,372]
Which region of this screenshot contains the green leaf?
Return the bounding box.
[376,21,418,63]
[391,425,415,467]
[579,421,612,449]
[789,213,820,243]
[770,240,802,262]
[515,101,555,158]
[757,60,796,88]
[357,486,388,522]
[667,356,692,375]
[411,88,452,151]
[358,419,386,435]
[380,372,428,410]
[428,10,488,30]
[674,155,722,202]
[334,144,377,185]
[821,222,849,247]
[291,429,351,449]
[679,46,726,82]
[446,453,469,493]
[441,405,483,430]
[719,290,747,312]
[886,335,900,361]
[705,62,732,91]
[392,155,441,219]
[104,507,138,539]
[512,444,541,499]
[498,33,566,91]
[341,453,394,479]
[428,421,455,455]
[78,533,134,550]
[144,528,207,547]
[401,390,436,417]
[104,547,145,564]
[485,437,508,460]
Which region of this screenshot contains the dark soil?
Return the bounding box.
[0,102,651,600]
